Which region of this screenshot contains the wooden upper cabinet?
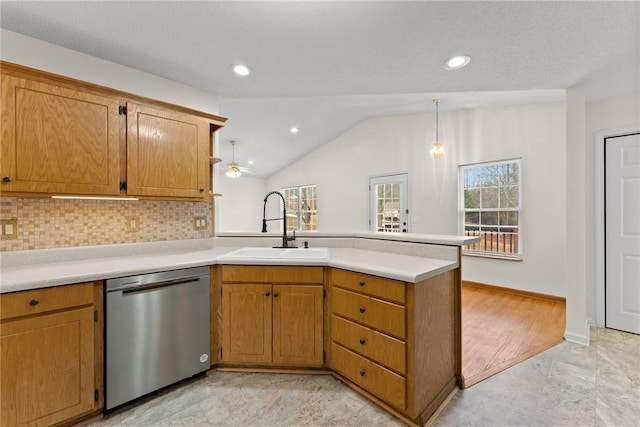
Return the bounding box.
[0,73,120,195]
[126,102,210,199]
[0,62,227,199]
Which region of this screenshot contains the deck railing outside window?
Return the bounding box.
[464,228,519,255]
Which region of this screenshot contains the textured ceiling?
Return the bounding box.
[1,1,638,177]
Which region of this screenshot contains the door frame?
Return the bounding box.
[595,126,640,327]
[368,172,409,233]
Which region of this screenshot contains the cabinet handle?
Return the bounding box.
[199,187,205,193]
[2,176,12,183]
[359,306,366,313]
[359,369,366,377]
[29,298,39,306]
[273,292,279,298]
[359,280,365,287]
[359,338,366,345]
[265,292,270,297]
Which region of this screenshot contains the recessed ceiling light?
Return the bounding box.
[232,64,252,77]
[443,55,471,70]
[248,160,254,165]
[290,127,299,134]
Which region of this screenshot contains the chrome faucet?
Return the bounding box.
[262,191,296,248]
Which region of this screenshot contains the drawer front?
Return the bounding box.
[0,283,94,320]
[332,287,406,339]
[221,266,323,284]
[331,269,405,304]
[332,342,406,410]
[331,315,406,375]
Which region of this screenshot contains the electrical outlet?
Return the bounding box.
[125,216,140,233]
[194,216,207,230]
[1,219,18,240]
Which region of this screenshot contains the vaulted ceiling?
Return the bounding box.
[2,1,638,176]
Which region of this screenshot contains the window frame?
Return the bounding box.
[459,158,523,260]
[281,184,318,232]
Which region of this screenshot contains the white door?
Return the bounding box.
[369,173,408,233]
[606,133,640,334]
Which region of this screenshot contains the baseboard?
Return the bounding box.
[564,321,591,346]
[462,280,566,304]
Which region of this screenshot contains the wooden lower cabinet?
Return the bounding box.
[0,282,99,427]
[220,266,324,368]
[272,285,323,366]
[222,284,272,364]
[329,268,459,426]
[332,342,406,409]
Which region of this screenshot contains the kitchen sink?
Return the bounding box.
[221,247,329,259]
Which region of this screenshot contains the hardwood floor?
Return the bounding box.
[461,282,566,388]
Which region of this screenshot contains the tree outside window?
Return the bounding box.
[282,185,317,231]
[461,160,521,258]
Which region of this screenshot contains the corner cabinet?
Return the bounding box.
[0,282,102,427]
[328,268,459,426]
[219,266,324,368]
[0,62,226,200]
[0,72,121,195]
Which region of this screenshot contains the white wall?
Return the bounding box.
[458,103,567,297]
[565,86,589,344]
[0,30,219,114]
[265,103,567,299]
[266,113,459,234]
[585,93,640,323]
[215,174,266,232]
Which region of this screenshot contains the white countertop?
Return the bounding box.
[217,231,477,246]
[0,233,475,293]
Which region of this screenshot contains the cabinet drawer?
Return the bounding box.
[221,266,323,284]
[332,315,406,375]
[332,287,405,339]
[332,342,405,410]
[0,283,94,320]
[331,269,405,304]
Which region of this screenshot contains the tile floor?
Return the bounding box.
[433,327,639,427]
[86,327,639,427]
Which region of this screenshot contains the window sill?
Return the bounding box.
[462,251,523,261]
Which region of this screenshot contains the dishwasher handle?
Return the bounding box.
[113,276,203,294]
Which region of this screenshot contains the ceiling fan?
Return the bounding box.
[224,140,253,178]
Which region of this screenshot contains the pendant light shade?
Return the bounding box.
[225,163,242,178]
[225,141,242,178]
[429,99,445,159]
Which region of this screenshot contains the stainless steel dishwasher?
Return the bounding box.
[105,266,210,410]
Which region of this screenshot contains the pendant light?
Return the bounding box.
[225,141,242,178]
[429,99,445,159]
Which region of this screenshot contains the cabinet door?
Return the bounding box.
[0,74,120,195]
[1,307,95,427]
[222,284,272,364]
[126,102,210,199]
[273,285,323,366]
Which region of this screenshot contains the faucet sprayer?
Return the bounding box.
[261,191,296,248]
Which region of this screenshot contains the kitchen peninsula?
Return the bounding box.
[0,232,477,427]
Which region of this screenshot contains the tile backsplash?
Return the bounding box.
[0,197,212,251]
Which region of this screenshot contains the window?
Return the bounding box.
[460,159,521,258]
[282,185,317,231]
